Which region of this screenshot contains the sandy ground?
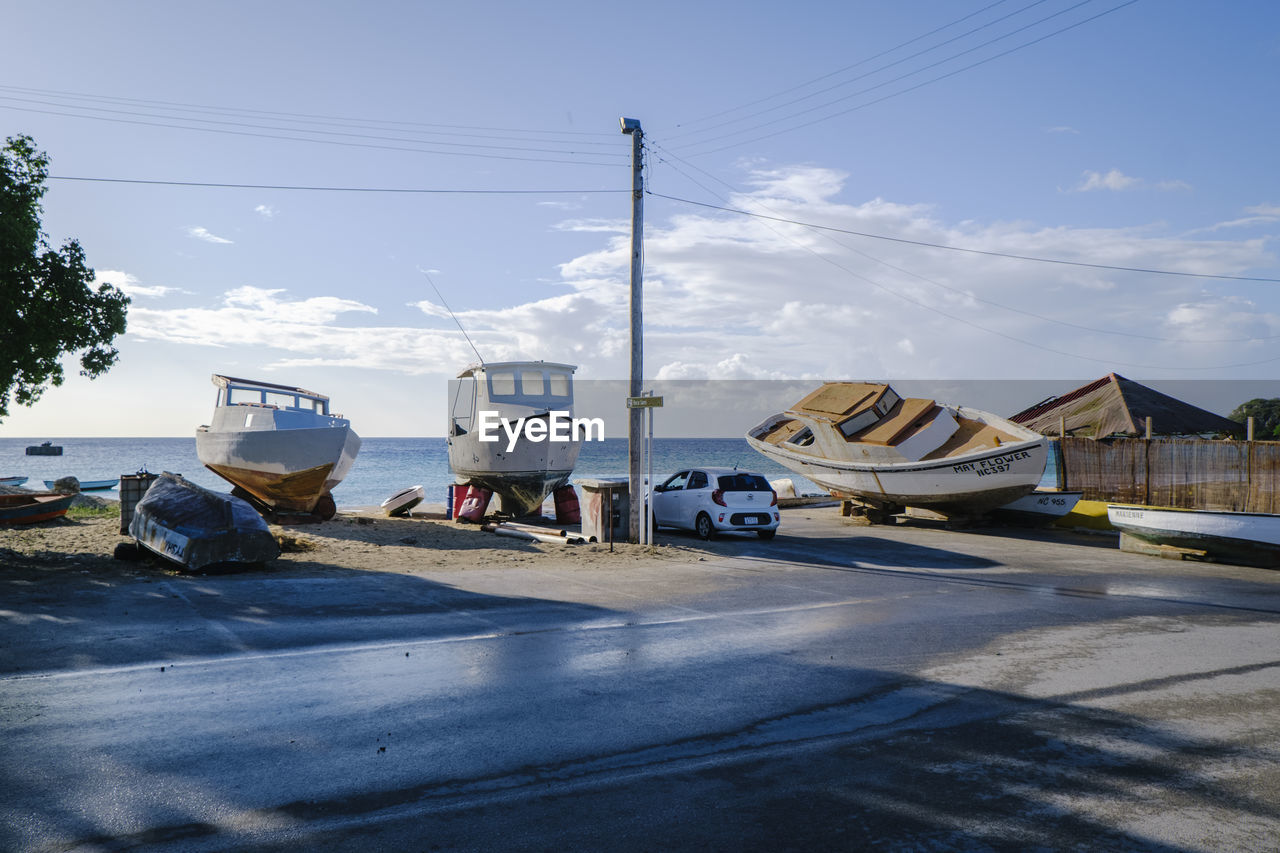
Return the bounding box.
[0,504,716,581]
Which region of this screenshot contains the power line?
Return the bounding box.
[673,0,1139,157]
[0,103,624,167]
[48,175,628,194]
[0,84,617,141]
[672,0,1055,138]
[649,190,1280,283]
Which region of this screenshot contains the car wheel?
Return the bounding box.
[757,529,776,540]
[695,512,716,540]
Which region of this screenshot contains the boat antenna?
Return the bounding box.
[419,267,485,365]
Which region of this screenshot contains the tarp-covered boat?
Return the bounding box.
[747,382,1048,518]
[195,375,360,520]
[129,472,280,570]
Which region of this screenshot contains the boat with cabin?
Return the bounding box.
[25,442,62,456]
[195,375,361,520]
[746,382,1048,519]
[447,361,582,517]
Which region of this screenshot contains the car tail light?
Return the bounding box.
[769,490,777,506]
[711,489,727,506]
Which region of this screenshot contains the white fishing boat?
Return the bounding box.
[195,375,360,520]
[447,361,582,517]
[995,489,1084,523]
[747,382,1048,518]
[1106,504,1280,568]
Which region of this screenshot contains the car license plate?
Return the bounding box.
[743,515,759,524]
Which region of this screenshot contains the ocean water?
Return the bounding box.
[0,437,821,509]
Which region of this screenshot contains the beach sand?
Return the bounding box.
[0,506,714,580]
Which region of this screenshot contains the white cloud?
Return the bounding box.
[255,204,277,219]
[1074,169,1141,192]
[1071,170,1190,193]
[186,226,233,244]
[92,269,183,298]
[120,164,1280,385]
[1046,126,1079,134]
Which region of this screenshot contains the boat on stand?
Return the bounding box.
[195,375,361,521]
[746,382,1049,521]
[447,361,583,520]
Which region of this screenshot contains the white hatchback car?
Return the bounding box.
[651,467,780,540]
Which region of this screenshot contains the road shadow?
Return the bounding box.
[12,658,1276,852]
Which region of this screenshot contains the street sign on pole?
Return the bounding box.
[626,396,664,409]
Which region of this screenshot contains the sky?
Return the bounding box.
[2,0,1279,437]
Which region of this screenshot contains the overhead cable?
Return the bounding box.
[649,190,1280,284]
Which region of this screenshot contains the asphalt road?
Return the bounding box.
[3,509,1279,852]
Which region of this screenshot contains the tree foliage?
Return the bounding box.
[1,135,129,420]
[1229,398,1280,439]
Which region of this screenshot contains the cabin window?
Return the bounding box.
[521,371,546,396]
[875,388,900,416]
[838,409,880,438]
[264,391,297,409]
[687,471,708,489]
[227,387,262,406]
[488,371,517,397]
[549,372,570,397]
[789,428,814,447]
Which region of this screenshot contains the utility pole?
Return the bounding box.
[620,117,644,543]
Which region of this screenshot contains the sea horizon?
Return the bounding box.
[2,436,823,510]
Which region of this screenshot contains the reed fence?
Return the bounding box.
[1056,437,1280,513]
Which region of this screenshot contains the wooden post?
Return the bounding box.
[1247,416,1255,442]
[621,117,644,543]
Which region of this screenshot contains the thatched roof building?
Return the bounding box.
[1009,373,1242,438]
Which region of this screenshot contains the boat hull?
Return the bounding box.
[448,433,580,517]
[381,485,425,517]
[996,490,1084,522]
[196,424,360,513]
[748,435,1048,516]
[0,492,76,525]
[1106,504,1280,569]
[43,479,118,491]
[129,473,281,570]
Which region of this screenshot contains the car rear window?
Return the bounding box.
[717,473,771,491]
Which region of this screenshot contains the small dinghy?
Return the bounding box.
[381,485,425,517]
[0,492,76,525]
[129,472,280,570]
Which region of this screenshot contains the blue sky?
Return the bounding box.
[2,0,1278,436]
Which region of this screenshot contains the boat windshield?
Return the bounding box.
[222,384,328,414]
[487,367,573,407]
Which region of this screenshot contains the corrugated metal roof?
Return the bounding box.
[1009,373,1242,438]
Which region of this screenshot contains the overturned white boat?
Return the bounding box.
[747,382,1048,518]
[447,361,582,516]
[195,375,360,520]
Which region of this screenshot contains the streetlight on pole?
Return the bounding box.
[620,116,644,544]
